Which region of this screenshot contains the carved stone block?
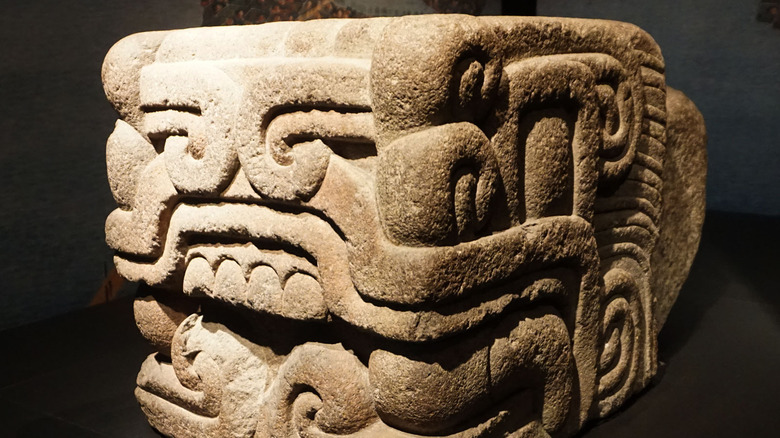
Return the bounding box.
[102,15,707,437]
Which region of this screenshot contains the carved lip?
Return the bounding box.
[135,344,535,438]
[115,201,593,341]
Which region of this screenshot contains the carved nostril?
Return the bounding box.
[454,169,479,239]
[271,135,296,166]
[453,163,495,241]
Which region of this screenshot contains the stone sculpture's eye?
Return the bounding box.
[142,110,194,156]
[103,15,707,438]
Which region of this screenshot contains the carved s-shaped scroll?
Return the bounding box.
[140,62,243,195]
[240,109,375,201]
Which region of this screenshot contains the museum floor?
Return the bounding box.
[0,210,777,438]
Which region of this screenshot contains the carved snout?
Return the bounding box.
[376,122,498,246]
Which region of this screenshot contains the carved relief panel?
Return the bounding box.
[103,15,707,437]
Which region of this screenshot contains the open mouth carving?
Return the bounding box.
[113,200,342,322]
[113,191,600,344]
[183,238,327,321]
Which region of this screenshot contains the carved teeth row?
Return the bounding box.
[183,256,328,321]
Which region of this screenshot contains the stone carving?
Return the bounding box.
[102,15,707,438]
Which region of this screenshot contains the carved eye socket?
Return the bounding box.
[522,109,575,220]
[376,123,498,246]
[142,109,203,159]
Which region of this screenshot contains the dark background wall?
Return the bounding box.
[0,0,777,330]
[0,1,202,330]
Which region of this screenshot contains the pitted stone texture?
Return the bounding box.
[102,15,707,438]
[133,285,199,356]
[651,88,708,328]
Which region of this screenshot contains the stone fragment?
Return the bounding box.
[102,15,707,437]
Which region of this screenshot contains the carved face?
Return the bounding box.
[104,16,672,437]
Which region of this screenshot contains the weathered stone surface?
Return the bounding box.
[651,88,708,328]
[102,15,707,437]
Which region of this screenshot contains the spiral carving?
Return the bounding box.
[140,62,242,195]
[135,314,273,438]
[256,343,377,437]
[588,60,642,189]
[595,262,654,417]
[597,295,634,399]
[239,110,375,201]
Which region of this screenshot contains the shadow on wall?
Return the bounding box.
[539,0,780,216]
[197,0,515,25]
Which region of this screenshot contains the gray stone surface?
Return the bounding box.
[102,15,706,437]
